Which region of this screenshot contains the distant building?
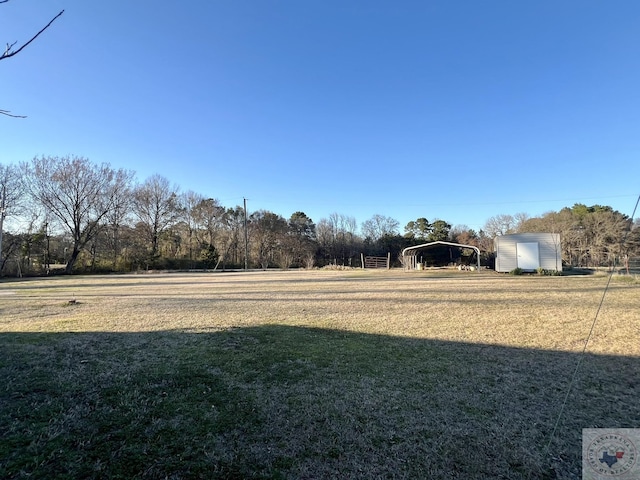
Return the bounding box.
[494,233,562,273]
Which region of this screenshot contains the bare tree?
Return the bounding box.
[585,208,631,267]
[513,212,531,232]
[450,225,478,245]
[249,210,288,269]
[191,197,225,264]
[361,214,399,242]
[0,163,24,273]
[483,214,518,238]
[179,190,205,263]
[103,176,134,269]
[1,3,64,117]
[518,204,633,267]
[132,175,180,263]
[317,213,361,266]
[23,156,134,273]
[624,221,640,273]
[218,206,246,268]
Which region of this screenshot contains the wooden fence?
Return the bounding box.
[361,253,391,269]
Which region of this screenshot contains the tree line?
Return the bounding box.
[0,156,638,276]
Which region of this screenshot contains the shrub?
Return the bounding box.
[536,267,563,276]
[509,268,523,275]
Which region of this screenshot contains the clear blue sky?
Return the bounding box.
[2,1,639,232]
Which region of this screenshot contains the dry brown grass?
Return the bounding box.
[1,269,638,479]
[1,270,637,356]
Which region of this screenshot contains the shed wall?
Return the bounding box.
[494,233,562,272]
[495,239,518,272]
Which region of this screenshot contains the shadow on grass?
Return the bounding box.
[1,326,638,479]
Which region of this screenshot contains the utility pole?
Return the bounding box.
[243,198,248,270]
[44,221,50,274]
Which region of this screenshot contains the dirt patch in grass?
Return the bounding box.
[1,270,638,479]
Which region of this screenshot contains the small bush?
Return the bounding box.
[536,268,563,276]
[509,268,523,275]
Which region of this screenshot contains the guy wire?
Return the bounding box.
[535,193,640,476]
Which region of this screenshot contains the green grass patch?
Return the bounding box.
[2,326,639,479]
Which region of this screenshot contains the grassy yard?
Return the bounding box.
[1,270,639,479]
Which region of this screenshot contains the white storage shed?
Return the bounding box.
[494,233,562,273]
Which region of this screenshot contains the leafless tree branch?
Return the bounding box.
[0,109,26,118]
[2,6,65,117]
[0,9,64,61]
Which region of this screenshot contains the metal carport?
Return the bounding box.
[402,241,481,271]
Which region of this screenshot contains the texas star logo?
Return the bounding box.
[587,432,637,476]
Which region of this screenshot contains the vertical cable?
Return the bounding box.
[533,194,640,478]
